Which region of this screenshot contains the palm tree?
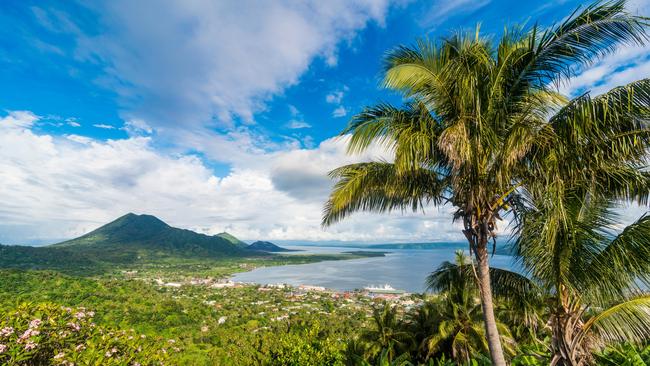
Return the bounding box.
[322,2,650,363]
[421,251,520,363]
[513,191,650,365]
[360,303,413,363]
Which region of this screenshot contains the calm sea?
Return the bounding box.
[231,243,519,293]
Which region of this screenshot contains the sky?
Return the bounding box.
[1,0,649,245]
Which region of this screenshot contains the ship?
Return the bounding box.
[363,284,405,294]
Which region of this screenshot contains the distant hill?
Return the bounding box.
[51,213,247,261]
[0,244,96,271]
[216,232,249,248]
[0,213,255,272]
[246,241,296,252]
[366,242,513,255]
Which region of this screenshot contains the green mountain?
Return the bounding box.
[246,241,295,252]
[0,213,253,272]
[216,232,249,248]
[52,213,246,261]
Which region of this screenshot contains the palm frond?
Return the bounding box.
[322,162,448,226]
[532,79,650,204]
[515,0,649,91]
[584,295,650,345]
[426,251,540,300]
[589,213,650,300]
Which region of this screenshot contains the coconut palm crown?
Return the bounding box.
[322,1,650,364]
[513,192,650,365]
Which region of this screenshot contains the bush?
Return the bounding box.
[0,303,170,365]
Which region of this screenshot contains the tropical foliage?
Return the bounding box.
[322,1,650,363]
[513,192,650,365]
[0,303,169,365]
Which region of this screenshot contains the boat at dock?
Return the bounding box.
[364,284,404,294]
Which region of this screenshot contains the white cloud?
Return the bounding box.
[65,134,93,144]
[67,119,81,127]
[33,1,390,131]
[332,106,348,118]
[560,43,650,97]
[0,111,39,130]
[326,90,345,104]
[287,120,312,129]
[93,123,115,129]
[122,119,153,135]
[560,1,650,97]
[0,111,466,244]
[419,0,491,29]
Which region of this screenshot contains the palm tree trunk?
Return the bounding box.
[475,240,507,366]
[550,292,591,366]
[462,213,507,365]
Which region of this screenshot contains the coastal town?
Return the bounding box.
[147,273,423,321]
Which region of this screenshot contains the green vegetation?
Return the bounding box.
[0,303,169,365]
[513,192,650,364]
[0,213,382,276]
[247,241,297,252]
[3,1,650,365]
[322,1,650,364]
[216,232,249,248]
[0,270,381,365]
[52,213,245,262]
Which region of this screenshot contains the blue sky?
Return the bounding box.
[1,0,648,244]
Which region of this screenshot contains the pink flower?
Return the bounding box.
[105,351,112,357]
[28,319,42,328]
[18,328,39,342]
[54,352,65,359]
[74,312,86,319]
[75,344,85,351]
[0,344,7,353]
[0,327,13,337]
[68,322,81,332]
[24,341,37,350]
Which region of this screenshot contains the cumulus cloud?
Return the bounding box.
[559,1,650,97]
[326,90,345,104]
[0,111,39,130]
[286,120,312,129]
[332,106,348,118]
[0,111,465,244]
[560,43,650,97]
[93,123,115,129]
[32,1,390,130]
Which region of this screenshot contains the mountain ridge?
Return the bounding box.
[0,213,261,271]
[216,232,249,248]
[246,240,296,252]
[51,213,247,260]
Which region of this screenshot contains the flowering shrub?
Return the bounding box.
[0,303,170,365]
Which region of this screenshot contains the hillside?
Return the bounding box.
[216,232,249,248]
[246,241,296,252]
[52,213,247,261]
[0,214,255,271]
